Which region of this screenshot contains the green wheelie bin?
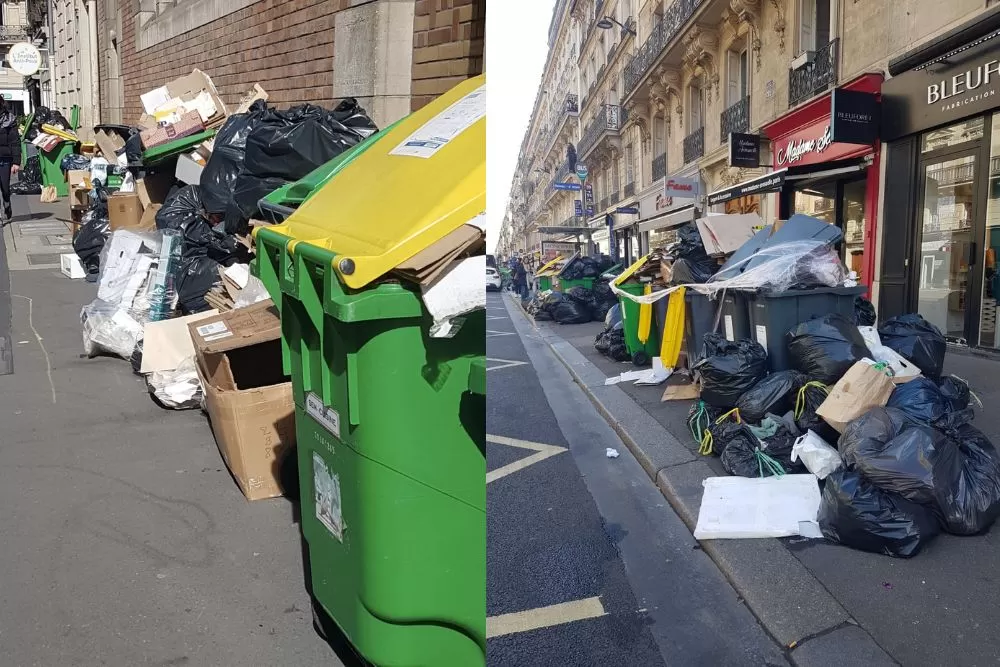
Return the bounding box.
[253,74,485,667]
[618,281,661,366]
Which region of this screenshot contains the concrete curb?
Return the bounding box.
[505,294,899,666]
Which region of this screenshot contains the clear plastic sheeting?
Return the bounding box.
[81,299,145,360]
[147,358,203,410]
[610,240,850,304]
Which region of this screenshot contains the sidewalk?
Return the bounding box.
[516,295,1000,667]
[0,195,340,666]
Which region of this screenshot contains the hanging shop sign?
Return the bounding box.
[586,204,595,215]
[830,88,880,145]
[7,42,41,76]
[574,199,583,216]
[663,176,700,198]
[728,132,761,168]
[584,183,594,204]
[553,182,582,191]
[639,187,692,220]
[883,32,1000,141]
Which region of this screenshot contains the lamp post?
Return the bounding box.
[596,16,636,37]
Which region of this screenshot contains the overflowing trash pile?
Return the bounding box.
[71,70,379,415]
[526,253,617,324]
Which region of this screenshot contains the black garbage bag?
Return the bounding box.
[590,299,615,322]
[200,100,269,214]
[818,470,941,558]
[938,375,971,412]
[181,218,247,265]
[670,257,717,284]
[787,313,869,384]
[590,281,617,320]
[719,423,786,477]
[566,286,595,306]
[11,180,41,195]
[761,429,807,474]
[60,153,91,172]
[735,370,806,423]
[243,100,377,182]
[540,290,565,312]
[72,213,111,276]
[534,309,553,322]
[595,329,612,354]
[688,401,723,450]
[552,300,591,324]
[886,377,954,426]
[793,381,840,446]
[878,314,947,379]
[938,421,1000,535]
[854,296,877,326]
[606,327,630,361]
[19,155,41,184]
[672,223,708,259]
[693,334,767,408]
[173,253,223,314]
[156,185,205,233]
[231,173,289,221]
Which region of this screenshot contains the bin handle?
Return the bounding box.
[346,352,361,427]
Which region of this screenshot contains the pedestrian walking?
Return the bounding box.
[513,258,528,301]
[0,98,20,222]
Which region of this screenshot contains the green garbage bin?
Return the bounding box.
[557,276,595,291]
[618,281,660,366]
[252,74,485,667]
[537,275,553,291]
[39,142,74,197]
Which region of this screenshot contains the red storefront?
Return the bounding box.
[760,73,884,287]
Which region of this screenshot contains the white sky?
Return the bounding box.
[486,0,558,253]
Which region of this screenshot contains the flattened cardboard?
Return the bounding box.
[140,310,219,374]
[696,213,763,256]
[662,383,701,401]
[139,203,161,229]
[188,300,281,357]
[165,69,228,127]
[94,129,125,161]
[234,83,268,114]
[136,173,174,208]
[394,224,485,285]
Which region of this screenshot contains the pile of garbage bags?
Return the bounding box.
[529,278,618,325]
[22,106,72,141]
[559,254,616,281]
[594,305,629,361]
[200,99,378,232]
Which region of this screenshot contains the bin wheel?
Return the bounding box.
[632,351,650,366]
[311,598,374,667]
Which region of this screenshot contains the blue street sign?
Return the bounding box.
[574,199,583,215]
[586,205,595,215]
[616,206,639,214]
[584,183,594,204]
[553,182,582,191]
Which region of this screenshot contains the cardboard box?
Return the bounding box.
[67,169,91,209]
[141,69,228,128]
[175,152,205,185]
[140,110,205,149]
[139,203,161,230]
[94,129,125,161]
[60,253,85,279]
[816,361,895,433]
[136,173,174,209]
[188,302,296,501]
[108,193,145,231]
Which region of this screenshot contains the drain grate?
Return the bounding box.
[26,252,64,266]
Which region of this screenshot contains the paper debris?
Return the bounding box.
[606,448,620,459]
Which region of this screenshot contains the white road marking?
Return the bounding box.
[486,434,567,484]
[486,597,607,638]
[487,315,508,320]
[486,358,527,371]
[487,330,516,337]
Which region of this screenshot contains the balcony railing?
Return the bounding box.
[720,96,750,143]
[683,127,704,163]
[0,25,30,43]
[623,0,703,98]
[609,190,620,205]
[578,104,625,157]
[652,154,667,182]
[624,181,635,198]
[789,39,839,108]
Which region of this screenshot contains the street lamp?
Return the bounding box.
[596,15,636,37]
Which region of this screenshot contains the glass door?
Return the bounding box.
[917,152,978,343]
[978,114,1000,348]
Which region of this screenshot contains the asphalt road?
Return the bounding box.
[486,291,787,666]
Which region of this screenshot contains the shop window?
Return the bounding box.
[798,0,831,55]
[921,118,985,153]
[647,227,678,251]
[979,114,1000,348]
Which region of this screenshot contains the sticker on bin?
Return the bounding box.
[196,321,232,342]
[724,315,735,341]
[313,452,344,542]
[306,392,341,439]
[389,84,485,159]
[755,325,768,351]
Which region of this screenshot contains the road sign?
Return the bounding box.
[553,182,582,191]
[576,164,589,180]
[574,200,583,216]
[615,206,639,214]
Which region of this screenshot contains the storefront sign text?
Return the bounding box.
[664,176,700,198]
[777,125,834,165]
[831,88,880,145]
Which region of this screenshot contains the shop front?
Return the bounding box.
[706,73,883,286]
[881,17,1000,348]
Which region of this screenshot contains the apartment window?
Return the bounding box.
[798,0,831,54]
[727,48,748,106]
[625,143,635,184]
[689,82,704,132]
[654,117,665,158]
[612,159,620,193]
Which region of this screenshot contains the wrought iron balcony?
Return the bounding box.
[623,0,703,98]
[578,104,625,158]
[621,17,637,40]
[624,181,635,198]
[0,25,30,43]
[609,190,620,205]
[789,39,839,108]
[545,162,574,200]
[652,154,667,182]
[683,127,704,163]
[720,96,750,144]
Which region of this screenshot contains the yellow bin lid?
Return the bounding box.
[271,75,486,289]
